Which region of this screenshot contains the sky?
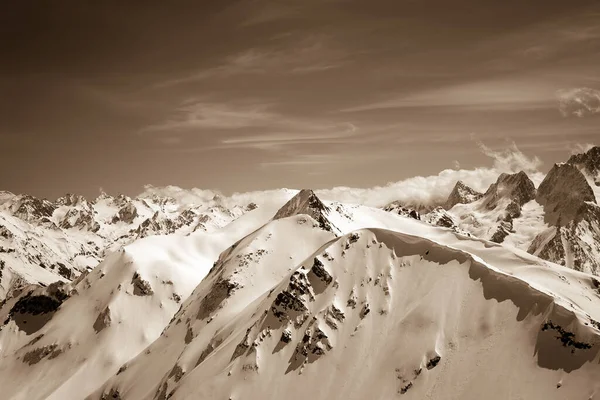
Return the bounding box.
[1,0,600,199]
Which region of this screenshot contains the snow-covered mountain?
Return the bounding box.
[0,191,253,299]
[83,189,600,399]
[0,196,291,399]
[409,146,600,276]
[1,146,600,399]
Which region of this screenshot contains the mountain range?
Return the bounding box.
[0,146,599,399]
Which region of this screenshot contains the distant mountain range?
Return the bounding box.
[0,147,599,399]
[0,190,255,298]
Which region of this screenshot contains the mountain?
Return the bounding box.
[0,198,289,400]
[0,191,252,299]
[437,171,543,247]
[528,162,600,275]
[2,147,600,399]
[444,180,483,209]
[567,146,600,187]
[89,192,600,400]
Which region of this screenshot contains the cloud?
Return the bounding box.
[141,100,359,150]
[240,2,299,26]
[140,185,222,205]
[143,101,276,132]
[139,184,296,211]
[557,88,600,117]
[476,142,542,175]
[341,79,555,112]
[569,142,595,155]
[139,143,544,211]
[222,124,357,150]
[156,37,346,87]
[315,143,543,208]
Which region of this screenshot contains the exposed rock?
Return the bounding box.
[274,189,336,232]
[541,321,592,350]
[482,171,536,210]
[57,263,73,279]
[196,279,239,320]
[383,202,420,220]
[131,272,153,296]
[93,307,111,333]
[490,221,512,244]
[567,146,600,186]
[22,344,62,365]
[424,207,455,228]
[100,388,122,400]
[115,203,138,224]
[56,193,88,207]
[536,163,596,226]
[11,195,56,222]
[426,355,441,370]
[0,225,14,239]
[307,257,332,294]
[444,181,483,209]
[528,203,600,275]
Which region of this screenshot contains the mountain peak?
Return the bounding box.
[9,194,56,222]
[273,189,335,232]
[56,193,89,207]
[568,145,600,186]
[536,162,596,226]
[444,180,483,209]
[482,170,536,210]
[383,201,421,220]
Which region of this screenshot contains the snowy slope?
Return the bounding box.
[0,199,291,400]
[90,191,600,400]
[166,229,600,400]
[0,190,255,299]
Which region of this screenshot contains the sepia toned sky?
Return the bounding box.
[1,0,600,199]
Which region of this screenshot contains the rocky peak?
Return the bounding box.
[536,163,596,226]
[444,181,483,209]
[383,202,421,220]
[94,191,113,204]
[423,207,455,228]
[481,171,536,210]
[56,193,89,208]
[10,195,56,222]
[113,203,138,224]
[567,146,600,185]
[0,191,16,206]
[274,189,335,232]
[114,194,132,208]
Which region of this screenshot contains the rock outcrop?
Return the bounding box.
[536,163,596,226]
[444,181,483,210]
[274,190,336,232]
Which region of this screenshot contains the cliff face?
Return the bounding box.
[528,162,600,274]
[536,163,596,226]
[444,181,483,210]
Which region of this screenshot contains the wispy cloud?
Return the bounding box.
[240,2,299,26]
[341,78,556,112]
[570,142,596,155]
[476,141,542,175]
[316,141,545,207]
[557,87,600,117]
[259,149,388,169]
[140,142,545,209]
[221,124,357,150]
[141,99,360,151]
[156,37,347,88]
[143,101,276,131]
